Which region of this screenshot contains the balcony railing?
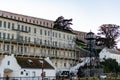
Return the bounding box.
[0,76,56,80]
[0,49,79,60]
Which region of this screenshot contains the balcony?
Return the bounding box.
[0,38,76,51]
[12,28,29,33]
[0,49,80,61]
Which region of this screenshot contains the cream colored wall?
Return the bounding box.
[0,18,75,49]
[0,15,77,69]
[0,10,54,28]
[51,59,76,69]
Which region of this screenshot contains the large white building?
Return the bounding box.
[0,54,56,78]
[99,48,120,64]
[0,10,80,69]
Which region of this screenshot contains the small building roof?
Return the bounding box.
[16,57,54,69]
[105,48,120,55]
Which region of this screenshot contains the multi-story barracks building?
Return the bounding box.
[0,10,81,69]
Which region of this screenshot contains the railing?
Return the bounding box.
[0,38,76,51]
[0,50,80,60]
[0,76,56,80]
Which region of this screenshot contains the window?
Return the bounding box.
[44,40,47,44]
[12,23,14,29]
[11,34,14,39]
[18,25,20,30]
[55,33,57,38]
[28,37,30,42]
[64,63,66,67]
[44,30,47,35]
[34,28,36,33]
[47,23,48,26]
[51,23,53,27]
[48,31,50,36]
[44,49,46,54]
[7,45,9,51]
[4,21,6,28]
[7,61,10,65]
[67,35,69,40]
[25,36,27,42]
[59,33,61,38]
[7,33,10,39]
[21,46,23,54]
[40,21,42,24]
[63,34,65,39]
[22,18,24,21]
[40,29,42,35]
[26,73,28,76]
[3,33,6,39]
[48,49,50,55]
[26,19,27,22]
[0,32,1,38]
[29,19,31,23]
[70,36,72,40]
[3,45,5,51]
[55,42,57,46]
[14,16,16,19]
[53,50,54,55]
[18,17,20,20]
[32,71,36,77]
[11,16,13,18]
[34,38,36,43]
[21,25,24,31]
[55,50,57,56]
[52,32,54,37]
[0,20,2,27]
[36,21,38,24]
[71,53,72,57]
[21,71,23,75]
[43,22,45,25]
[29,27,31,32]
[33,20,35,23]
[55,63,57,67]
[24,47,27,53]
[8,22,10,29]
[25,26,27,31]
[11,45,14,52]
[40,39,42,44]
[48,40,50,45]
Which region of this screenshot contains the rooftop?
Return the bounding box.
[16,56,54,69]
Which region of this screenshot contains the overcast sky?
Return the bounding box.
[1,0,120,33]
[1,0,120,47]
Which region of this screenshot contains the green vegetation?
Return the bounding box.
[100,58,120,73]
[77,77,120,80]
[98,24,120,48]
[76,40,86,47]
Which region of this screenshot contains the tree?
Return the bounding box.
[100,58,119,73]
[53,16,73,32]
[97,24,120,48]
[77,67,85,78]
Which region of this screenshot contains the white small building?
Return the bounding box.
[99,48,120,64]
[0,54,56,78]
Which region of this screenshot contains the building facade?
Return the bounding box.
[73,30,87,43]
[0,54,56,78]
[99,48,120,64]
[0,10,80,69]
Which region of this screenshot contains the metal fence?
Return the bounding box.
[0,76,56,80]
